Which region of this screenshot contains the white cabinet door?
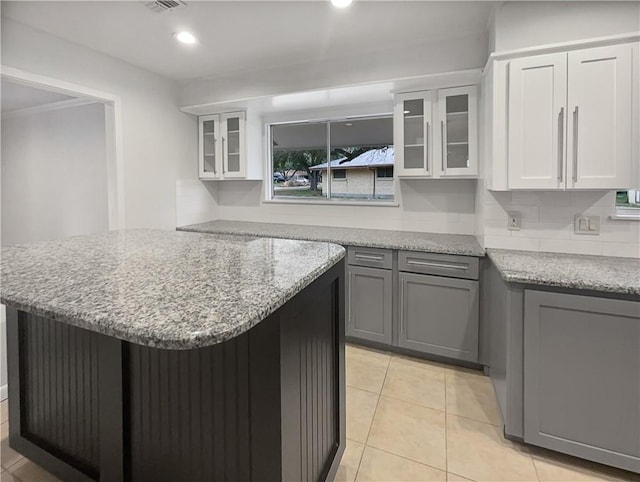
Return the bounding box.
[221,111,246,178]
[437,86,478,177]
[394,91,433,177]
[566,44,634,189]
[508,53,568,189]
[198,114,221,180]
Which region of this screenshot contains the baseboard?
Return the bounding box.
[0,384,7,401]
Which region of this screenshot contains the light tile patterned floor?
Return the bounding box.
[0,345,639,481]
[338,344,640,482]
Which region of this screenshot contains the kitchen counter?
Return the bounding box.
[3,229,346,481]
[487,248,640,295]
[178,220,485,257]
[1,229,345,349]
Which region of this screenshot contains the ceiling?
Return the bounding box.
[1,78,77,113]
[1,1,496,83]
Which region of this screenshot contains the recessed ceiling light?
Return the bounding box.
[345,123,353,126]
[174,31,197,44]
[331,0,352,8]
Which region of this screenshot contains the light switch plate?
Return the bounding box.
[574,215,600,235]
[507,212,521,231]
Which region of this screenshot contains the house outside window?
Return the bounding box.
[269,115,394,202]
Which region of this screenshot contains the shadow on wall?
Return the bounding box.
[399,179,476,214]
[216,180,265,207]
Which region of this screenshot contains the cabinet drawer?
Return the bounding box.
[399,251,479,280]
[347,247,392,270]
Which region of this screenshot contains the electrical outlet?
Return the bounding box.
[507,212,521,231]
[574,215,600,235]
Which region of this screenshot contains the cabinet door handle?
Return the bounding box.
[425,121,430,174]
[441,121,446,173]
[557,107,564,182]
[407,259,467,270]
[354,253,384,262]
[572,106,579,182]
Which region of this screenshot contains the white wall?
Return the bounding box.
[179,31,489,108]
[1,17,202,230]
[211,179,477,235]
[493,2,640,52]
[2,103,109,246]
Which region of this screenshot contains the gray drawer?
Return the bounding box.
[398,251,479,280]
[347,247,393,270]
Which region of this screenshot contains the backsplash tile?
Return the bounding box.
[482,190,639,258]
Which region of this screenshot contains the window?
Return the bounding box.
[616,190,640,218]
[333,169,346,180]
[270,115,394,202]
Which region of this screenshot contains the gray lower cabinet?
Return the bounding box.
[398,272,479,362]
[524,290,640,473]
[347,265,393,344]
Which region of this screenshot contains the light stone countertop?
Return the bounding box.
[487,249,640,296]
[178,220,485,257]
[0,229,345,349]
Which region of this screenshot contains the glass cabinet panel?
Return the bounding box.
[221,112,245,177]
[202,119,217,174]
[403,99,425,170]
[444,94,469,169]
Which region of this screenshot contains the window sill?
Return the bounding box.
[264,198,400,207]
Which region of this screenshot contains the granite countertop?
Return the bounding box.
[178,220,485,257]
[1,229,345,349]
[487,249,640,296]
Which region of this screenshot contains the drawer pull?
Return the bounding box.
[354,253,385,262]
[406,260,468,270]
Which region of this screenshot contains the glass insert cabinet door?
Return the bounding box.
[394,91,433,177]
[198,114,221,179]
[221,111,246,178]
[437,86,478,177]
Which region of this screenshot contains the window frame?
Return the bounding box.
[376,167,394,179]
[332,169,347,180]
[266,113,396,205]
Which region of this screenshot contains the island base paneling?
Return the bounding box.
[6,260,345,482]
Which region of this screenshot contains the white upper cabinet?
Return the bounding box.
[508,53,568,189]
[566,45,633,189]
[394,86,477,178]
[198,111,247,180]
[437,86,478,177]
[394,91,434,177]
[492,40,638,191]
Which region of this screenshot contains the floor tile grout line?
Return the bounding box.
[363,443,450,477]
[531,452,543,482]
[445,367,449,474]
[354,356,391,481]
[446,411,502,428]
[365,439,448,475]
[447,470,479,482]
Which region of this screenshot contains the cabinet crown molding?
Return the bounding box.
[483,31,640,73]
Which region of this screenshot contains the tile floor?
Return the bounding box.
[338,344,639,482]
[0,344,638,481]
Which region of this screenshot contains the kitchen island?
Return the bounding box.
[1,230,346,482]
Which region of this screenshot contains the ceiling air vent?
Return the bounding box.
[144,1,187,13]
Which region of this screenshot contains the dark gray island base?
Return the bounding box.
[2,230,346,482]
